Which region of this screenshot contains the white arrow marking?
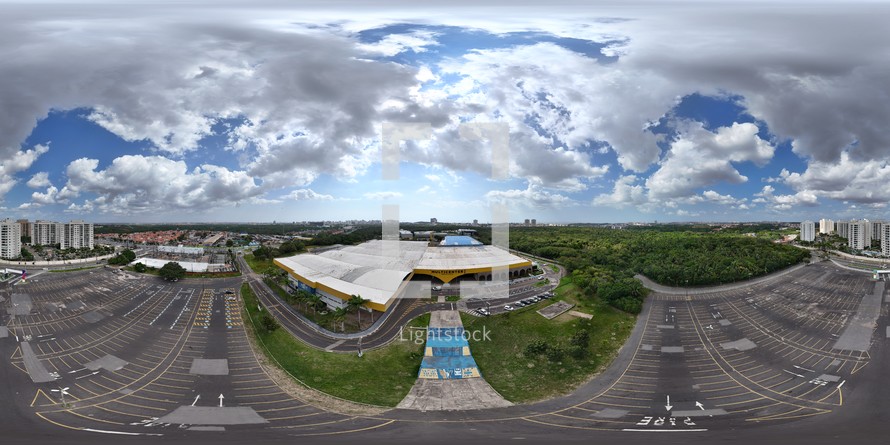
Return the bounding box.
[695,401,705,410]
[837,380,846,389]
[75,371,100,380]
[218,394,224,408]
[665,395,672,411]
[192,395,200,406]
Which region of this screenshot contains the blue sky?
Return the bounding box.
[1,2,889,223]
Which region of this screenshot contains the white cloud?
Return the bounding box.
[284,188,334,201]
[61,155,263,215]
[26,172,51,189]
[646,122,775,200]
[593,175,647,208]
[0,144,49,197]
[486,183,572,209]
[363,191,403,200]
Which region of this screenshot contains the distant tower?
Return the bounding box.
[524,219,530,226]
[473,219,478,226]
[531,219,537,226]
[430,218,438,224]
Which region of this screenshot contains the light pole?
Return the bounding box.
[51,387,71,408]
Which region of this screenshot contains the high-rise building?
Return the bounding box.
[882,223,890,257]
[524,219,530,225]
[836,220,850,239]
[800,221,816,242]
[0,219,22,259]
[61,220,94,250]
[16,219,31,241]
[30,220,63,246]
[871,220,885,241]
[531,219,537,226]
[848,220,868,251]
[819,218,834,234]
[430,218,438,224]
[472,219,478,226]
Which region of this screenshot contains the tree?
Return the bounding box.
[108,249,136,265]
[133,262,147,273]
[225,239,234,247]
[347,295,370,327]
[331,307,348,332]
[260,313,279,332]
[159,261,187,281]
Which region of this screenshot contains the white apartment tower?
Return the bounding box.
[848,220,868,251]
[61,220,95,250]
[0,218,22,259]
[883,223,890,257]
[800,221,816,242]
[30,220,63,246]
[871,220,885,241]
[837,221,850,239]
[819,218,834,234]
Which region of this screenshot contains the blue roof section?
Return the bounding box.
[440,236,483,246]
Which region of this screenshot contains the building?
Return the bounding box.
[819,218,834,234]
[837,220,850,239]
[0,219,22,259]
[848,220,868,251]
[472,219,478,225]
[871,220,885,241]
[61,220,94,249]
[30,220,63,246]
[800,221,816,242]
[882,223,890,257]
[275,239,533,312]
[430,218,438,224]
[16,219,30,241]
[399,229,414,240]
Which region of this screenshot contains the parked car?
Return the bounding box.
[504,305,514,311]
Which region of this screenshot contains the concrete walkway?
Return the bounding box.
[397,310,511,411]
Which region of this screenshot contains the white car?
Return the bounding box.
[504,305,514,311]
[537,275,546,280]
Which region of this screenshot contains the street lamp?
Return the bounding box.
[51,387,71,408]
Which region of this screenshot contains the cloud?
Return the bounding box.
[486,183,572,209]
[0,144,49,197]
[284,188,334,201]
[753,185,818,211]
[646,122,775,200]
[779,152,890,204]
[26,172,51,189]
[593,175,647,208]
[61,155,263,215]
[363,191,403,200]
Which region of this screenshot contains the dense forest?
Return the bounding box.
[511,227,810,314]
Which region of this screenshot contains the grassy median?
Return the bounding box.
[241,283,428,407]
[462,276,635,403]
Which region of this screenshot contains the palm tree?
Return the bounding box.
[332,307,348,332]
[347,295,370,328]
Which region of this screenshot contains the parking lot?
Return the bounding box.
[1,269,393,438]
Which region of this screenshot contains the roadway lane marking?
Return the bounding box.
[83,428,163,436]
[622,429,708,432]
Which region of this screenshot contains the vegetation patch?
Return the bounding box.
[463,275,634,403]
[49,266,101,273]
[241,283,427,407]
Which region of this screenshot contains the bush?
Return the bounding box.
[524,340,549,356]
[261,313,280,332]
[567,345,587,359]
[133,262,147,273]
[545,347,564,363]
[569,330,590,348]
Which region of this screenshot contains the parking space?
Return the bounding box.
[519,261,872,432]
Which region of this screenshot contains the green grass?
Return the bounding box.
[241,283,428,406]
[462,276,635,403]
[244,253,275,273]
[533,278,550,287]
[549,265,559,273]
[49,266,101,273]
[445,295,461,302]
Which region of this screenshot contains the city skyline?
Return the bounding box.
[1,1,889,223]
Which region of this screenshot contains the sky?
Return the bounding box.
[1,1,889,224]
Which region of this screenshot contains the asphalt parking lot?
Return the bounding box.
[1,261,888,443]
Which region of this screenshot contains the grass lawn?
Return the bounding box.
[462,276,635,403]
[533,278,550,287]
[445,295,461,302]
[244,253,275,273]
[242,283,428,407]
